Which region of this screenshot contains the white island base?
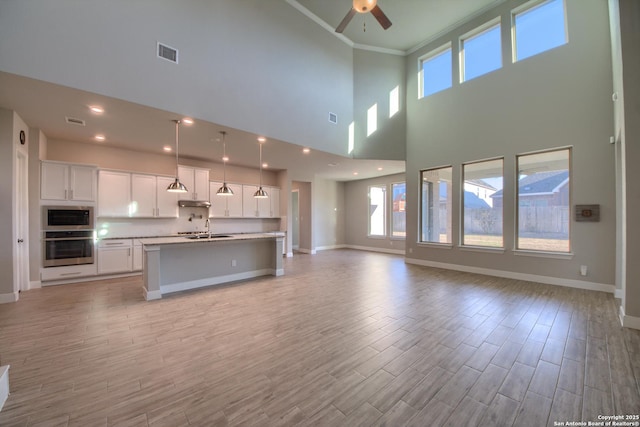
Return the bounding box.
[142,234,284,300]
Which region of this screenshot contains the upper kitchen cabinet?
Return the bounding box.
[98,170,131,217]
[178,166,209,201]
[131,174,178,218]
[242,185,280,218]
[209,182,243,217]
[41,161,97,202]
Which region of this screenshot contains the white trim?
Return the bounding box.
[459,246,505,254]
[0,365,9,412]
[42,272,140,287]
[345,245,405,255]
[0,292,19,304]
[315,244,347,251]
[161,269,274,295]
[275,268,284,277]
[405,257,615,294]
[144,288,162,301]
[352,43,405,56]
[29,280,42,290]
[615,288,623,299]
[417,242,454,249]
[286,252,294,258]
[297,248,316,255]
[513,250,573,260]
[619,305,640,330]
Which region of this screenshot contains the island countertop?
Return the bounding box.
[139,232,284,246]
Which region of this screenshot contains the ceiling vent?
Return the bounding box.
[328,112,338,124]
[157,42,178,64]
[65,116,85,126]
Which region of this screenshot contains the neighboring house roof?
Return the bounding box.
[492,170,569,198]
[465,179,497,191]
[464,191,491,208]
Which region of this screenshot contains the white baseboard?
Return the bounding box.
[143,288,162,301]
[160,269,274,296]
[286,252,294,258]
[345,245,406,256]
[29,280,42,290]
[615,288,623,299]
[297,248,317,255]
[0,365,9,411]
[405,257,615,294]
[0,292,18,304]
[315,244,347,251]
[619,305,640,330]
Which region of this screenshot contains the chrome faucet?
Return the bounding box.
[205,218,211,237]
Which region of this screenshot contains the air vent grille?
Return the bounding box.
[65,117,86,126]
[158,42,178,63]
[328,112,338,124]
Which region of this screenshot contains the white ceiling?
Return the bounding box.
[0,1,503,181]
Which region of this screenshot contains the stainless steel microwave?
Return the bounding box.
[42,206,94,231]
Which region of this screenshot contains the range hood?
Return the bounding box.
[178,200,211,208]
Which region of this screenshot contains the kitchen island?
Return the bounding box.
[140,233,284,300]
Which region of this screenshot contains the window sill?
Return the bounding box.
[513,250,574,260]
[460,245,505,254]
[367,235,388,240]
[417,242,453,249]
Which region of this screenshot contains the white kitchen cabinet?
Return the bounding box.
[178,166,209,200]
[131,174,178,218]
[41,263,97,282]
[132,240,143,271]
[41,161,97,202]
[242,185,279,218]
[98,170,131,217]
[209,182,243,217]
[97,239,133,274]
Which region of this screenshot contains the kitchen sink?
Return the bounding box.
[185,234,232,240]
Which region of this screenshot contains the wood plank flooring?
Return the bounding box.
[0,249,639,426]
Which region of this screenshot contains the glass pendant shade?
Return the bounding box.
[167,119,188,193]
[353,0,376,13]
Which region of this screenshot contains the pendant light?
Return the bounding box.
[216,131,234,196]
[167,119,188,193]
[253,138,268,198]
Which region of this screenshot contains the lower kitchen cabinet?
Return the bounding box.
[133,240,143,271]
[97,239,133,274]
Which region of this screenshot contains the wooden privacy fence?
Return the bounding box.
[462,207,569,236]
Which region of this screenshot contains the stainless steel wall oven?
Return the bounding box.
[42,206,95,267]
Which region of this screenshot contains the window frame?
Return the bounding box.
[459,17,503,83]
[391,181,407,240]
[511,0,568,63]
[461,157,504,249]
[515,147,572,254]
[418,42,453,99]
[419,165,453,246]
[367,184,387,238]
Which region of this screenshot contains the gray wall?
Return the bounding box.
[344,173,406,253]
[292,181,312,252]
[404,0,615,286]
[352,50,406,160]
[313,179,345,249]
[0,0,354,157]
[0,109,15,298]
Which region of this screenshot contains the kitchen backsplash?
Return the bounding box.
[97,207,280,239]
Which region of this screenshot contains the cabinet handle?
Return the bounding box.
[61,272,81,276]
[69,189,74,199]
[104,242,125,246]
[128,248,131,256]
[64,189,68,199]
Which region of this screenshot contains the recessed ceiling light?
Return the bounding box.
[303,148,310,154]
[353,172,359,175]
[222,155,229,162]
[257,136,266,142]
[163,145,172,152]
[377,167,383,171]
[182,117,194,125]
[95,134,106,141]
[89,105,104,114]
[262,163,269,168]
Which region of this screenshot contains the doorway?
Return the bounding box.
[291,189,299,251]
[15,148,29,293]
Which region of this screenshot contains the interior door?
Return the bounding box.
[15,149,29,292]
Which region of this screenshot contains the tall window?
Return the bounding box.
[368,185,386,237]
[460,20,502,82]
[513,0,567,62]
[419,44,452,98]
[391,182,406,238]
[462,159,503,247]
[516,148,570,252]
[420,167,452,243]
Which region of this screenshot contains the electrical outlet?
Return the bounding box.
[580,265,587,276]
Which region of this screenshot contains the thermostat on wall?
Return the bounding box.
[575,204,600,222]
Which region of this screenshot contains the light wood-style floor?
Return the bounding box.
[1,249,639,426]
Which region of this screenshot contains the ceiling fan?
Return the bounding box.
[335,0,392,33]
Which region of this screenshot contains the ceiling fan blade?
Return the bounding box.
[370,5,392,30]
[335,8,356,33]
